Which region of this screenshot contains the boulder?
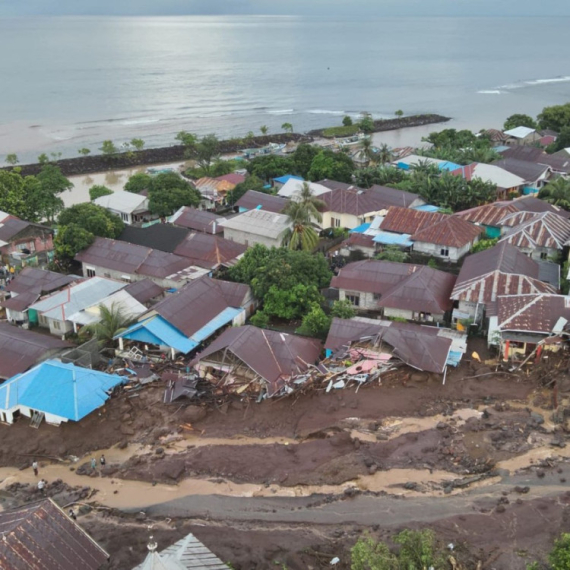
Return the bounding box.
[182,406,207,423]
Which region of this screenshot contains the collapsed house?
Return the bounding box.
[325,317,467,376]
[191,325,322,397]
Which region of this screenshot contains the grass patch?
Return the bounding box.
[322,125,360,138]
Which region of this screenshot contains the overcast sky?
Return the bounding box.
[2,0,570,17]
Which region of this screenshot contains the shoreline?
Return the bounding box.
[5,114,450,179]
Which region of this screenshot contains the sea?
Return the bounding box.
[1,15,570,163]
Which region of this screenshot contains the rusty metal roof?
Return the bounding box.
[410,215,482,248]
[6,268,78,296]
[342,233,376,249]
[234,190,288,214]
[170,207,225,234]
[497,294,570,334]
[0,218,33,242]
[499,212,570,250]
[331,260,455,314]
[380,207,446,235]
[192,325,322,396]
[454,202,520,227]
[0,499,108,570]
[153,276,250,338]
[452,242,556,304]
[173,233,247,269]
[501,146,570,174]
[0,323,71,379]
[325,317,452,374]
[123,279,164,304]
[0,291,40,312]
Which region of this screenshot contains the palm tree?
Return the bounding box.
[281,201,320,251]
[260,125,269,136]
[83,303,135,346]
[376,143,392,164]
[281,122,293,134]
[539,177,570,210]
[360,137,376,164]
[295,181,325,223]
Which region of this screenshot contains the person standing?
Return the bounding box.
[90,457,96,470]
[32,460,38,476]
[37,479,46,495]
[100,455,106,467]
[68,508,77,520]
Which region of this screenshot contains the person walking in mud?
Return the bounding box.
[32,460,38,476]
[37,479,46,496]
[100,454,106,467]
[91,457,97,470]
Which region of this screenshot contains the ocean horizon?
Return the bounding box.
[1,15,570,162]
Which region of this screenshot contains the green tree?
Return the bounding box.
[395,110,404,118]
[291,143,320,178]
[189,134,221,175]
[297,303,331,339]
[226,175,265,205]
[53,223,95,263]
[549,534,570,570]
[354,165,406,188]
[58,203,124,239]
[351,535,397,570]
[331,299,356,319]
[546,126,570,154]
[292,181,325,221]
[504,113,537,131]
[247,155,294,182]
[281,201,320,251]
[36,164,73,195]
[249,310,270,328]
[89,185,114,201]
[538,177,570,210]
[260,125,269,136]
[175,131,198,156]
[99,140,118,159]
[82,303,136,346]
[130,138,145,151]
[281,122,293,134]
[0,170,29,218]
[5,154,18,166]
[471,237,499,253]
[24,175,64,222]
[307,149,355,183]
[423,128,479,148]
[343,116,353,127]
[359,114,375,134]
[78,148,91,156]
[147,172,201,217]
[124,172,152,194]
[538,102,570,132]
[395,529,446,569]
[263,283,322,320]
[375,246,409,263]
[244,131,255,146]
[37,153,49,164]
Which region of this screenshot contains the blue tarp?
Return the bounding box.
[0,360,126,422]
[413,204,441,213]
[523,186,539,195]
[438,161,462,171]
[373,231,413,247]
[190,307,243,343]
[274,175,304,185]
[349,223,372,234]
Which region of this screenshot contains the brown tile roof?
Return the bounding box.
[410,215,482,248]
[497,294,570,334]
[331,260,455,314]
[191,325,322,396]
[0,323,71,379]
[0,499,108,570]
[451,242,556,304]
[499,212,570,250]
[153,276,251,338]
[6,268,78,295]
[173,233,247,269]
[380,207,446,235]
[325,317,452,374]
[170,207,224,234]
[234,190,288,214]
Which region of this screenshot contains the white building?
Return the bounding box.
[93,191,154,225]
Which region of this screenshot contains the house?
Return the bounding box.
[93,191,154,225]
[504,126,542,146]
[0,323,71,380]
[0,218,54,266]
[488,294,570,358]
[338,232,377,258]
[28,277,126,336]
[273,174,303,190]
[325,317,466,374]
[499,145,570,177]
[316,181,425,230]
[330,260,456,323]
[215,172,246,186]
[277,178,331,198]
[498,211,570,260]
[194,176,241,207]
[169,206,225,234]
[392,154,462,172]
[379,207,481,261]
[0,499,109,570]
[0,360,126,425]
[450,242,558,325]
[219,209,291,248]
[191,325,322,397]
[1,267,79,324]
[118,224,190,252]
[484,129,510,146]
[123,279,165,306]
[76,237,208,288]
[133,533,230,570]
[116,276,253,358]
[172,232,247,269]
[451,163,525,199]
[234,190,288,213]
[492,158,552,191]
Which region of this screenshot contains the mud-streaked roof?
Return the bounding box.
[6,268,78,295]
[499,211,570,250]
[331,260,455,314]
[0,498,108,570]
[170,207,225,234]
[173,232,247,269]
[410,215,482,248]
[234,190,288,214]
[325,317,452,374]
[497,294,570,334]
[451,242,556,305]
[380,207,446,235]
[0,323,71,379]
[192,325,322,396]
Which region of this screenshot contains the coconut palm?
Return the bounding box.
[294,181,325,223]
[260,125,269,136]
[281,200,320,251]
[539,177,570,210]
[82,303,135,346]
[376,143,392,164]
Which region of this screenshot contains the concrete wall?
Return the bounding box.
[6,308,28,323]
[223,227,282,249]
[412,241,474,263]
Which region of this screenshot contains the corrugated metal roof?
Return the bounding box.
[0,291,40,312]
[451,163,525,189]
[234,190,288,214]
[410,215,483,248]
[454,202,520,227]
[277,179,330,198]
[0,499,109,570]
[492,158,550,183]
[0,323,71,379]
[497,294,570,334]
[349,223,371,234]
[124,279,164,304]
[380,207,446,235]
[413,205,441,212]
[119,225,189,253]
[504,126,536,139]
[499,211,570,250]
[343,233,376,249]
[219,209,290,239]
[173,233,247,269]
[6,268,78,295]
[372,231,413,246]
[215,172,246,186]
[190,306,243,343]
[169,207,225,234]
[0,218,34,242]
[93,191,148,214]
[68,289,147,326]
[274,175,304,184]
[0,360,126,421]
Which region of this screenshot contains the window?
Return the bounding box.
[52,320,61,331]
[331,217,341,228]
[121,213,129,222]
[440,248,449,257]
[86,267,96,278]
[540,252,548,260]
[373,293,381,301]
[346,294,360,307]
[39,315,48,326]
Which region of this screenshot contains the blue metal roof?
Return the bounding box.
[372,231,413,247]
[396,162,411,171]
[438,161,462,172]
[118,315,198,354]
[191,307,244,343]
[413,205,441,213]
[274,175,304,184]
[349,223,371,234]
[0,360,126,422]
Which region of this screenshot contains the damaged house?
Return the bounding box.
[191,325,322,397]
[331,259,456,323]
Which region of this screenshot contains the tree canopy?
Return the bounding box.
[423,128,479,148]
[226,175,265,205]
[503,113,537,131]
[353,165,407,188]
[538,102,570,132]
[58,202,124,239]
[89,185,113,201]
[124,172,152,194]
[547,126,570,154]
[538,177,570,210]
[147,172,201,217]
[307,149,355,183]
[246,154,294,182]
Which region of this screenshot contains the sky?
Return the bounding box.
[2,0,570,17]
